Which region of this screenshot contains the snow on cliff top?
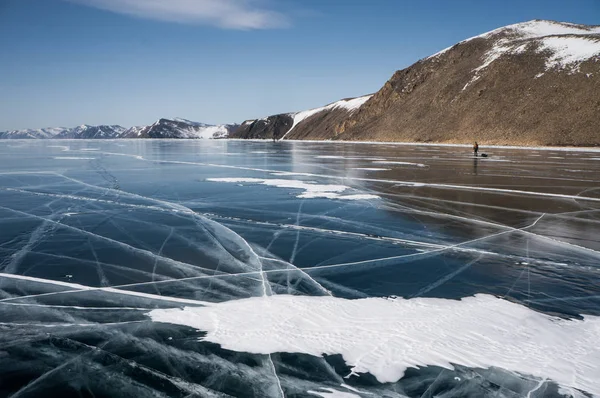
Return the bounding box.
[428,20,600,74]
[282,95,372,139]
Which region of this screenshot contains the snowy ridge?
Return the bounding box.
[172,117,209,127]
[444,20,600,90]
[2,119,234,140]
[149,294,600,396]
[0,127,68,139]
[428,19,600,61]
[127,125,146,137]
[55,124,126,139]
[477,21,600,72]
[281,95,372,140]
[121,118,234,139]
[0,125,126,139]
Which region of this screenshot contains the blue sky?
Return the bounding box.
[1,0,598,130]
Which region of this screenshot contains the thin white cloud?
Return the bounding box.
[68,0,290,29]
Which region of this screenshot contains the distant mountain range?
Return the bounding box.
[0,119,237,140]
[3,20,599,145]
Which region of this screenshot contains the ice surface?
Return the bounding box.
[1,139,600,397]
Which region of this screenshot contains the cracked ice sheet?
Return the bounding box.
[2,140,600,397]
[149,293,600,396]
[206,177,380,200]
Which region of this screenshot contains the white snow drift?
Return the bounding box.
[206,177,379,200]
[149,294,600,396]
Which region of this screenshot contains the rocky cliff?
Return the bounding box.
[239,20,600,146]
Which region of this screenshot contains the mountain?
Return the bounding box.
[236,20,600,146]
[54,125,126,139]
[120,118,237,139]
[0,119,236,140]
[0,127,66,139]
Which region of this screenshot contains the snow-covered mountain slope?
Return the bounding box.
[54,125,126,139]
[230,95,373,140]
[0,125,125,139]
[0,127,67,139]
[428,19,600,63]
[120,118,235,139]
[281,95,372,139]
[432,20,600,90]
[1,120,235,140]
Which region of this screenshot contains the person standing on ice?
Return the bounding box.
[473,141,479,157]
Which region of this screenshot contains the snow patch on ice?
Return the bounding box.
[148,294,600,396]
[53,157,95,160]
[47,145,70,151]
[316,155,347,159]
[351,168,391,171]
[308,388,360,398]
[317,156,388,161]
[206,178,379,200]
[373,161,427,167]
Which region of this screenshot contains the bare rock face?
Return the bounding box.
[230,115,294,140]
[240,20,600,146]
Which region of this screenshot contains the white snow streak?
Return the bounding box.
[281,95,372,140]
[206,177,379,200]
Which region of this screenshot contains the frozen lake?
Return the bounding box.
[1,139,599,398]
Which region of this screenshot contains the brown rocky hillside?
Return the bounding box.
[236,20,600,146]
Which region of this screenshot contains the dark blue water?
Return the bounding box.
[0,140,599,397]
